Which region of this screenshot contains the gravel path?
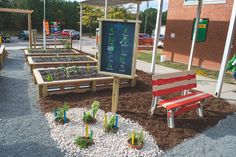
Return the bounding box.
[163,113,236,157]
[0,50,64,157]
[45,108,162,157]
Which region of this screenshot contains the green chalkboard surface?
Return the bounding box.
[99,20,137,78]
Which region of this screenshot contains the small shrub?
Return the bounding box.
[44,74,54,82]
[55,103,70,124]
[74,136,93,149]
[128,130,144,146]
[82,101,100,124]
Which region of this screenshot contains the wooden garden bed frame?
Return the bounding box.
[33,68,136,98]
[0,45,7,68]
[27,55,97,72]
[24,48,86,60]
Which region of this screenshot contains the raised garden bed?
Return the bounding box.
[0,45,7,68]
[24,48,87,60]
[33,66,136,98]
[27,55,97,72]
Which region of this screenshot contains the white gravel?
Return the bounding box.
[45,108,163,157]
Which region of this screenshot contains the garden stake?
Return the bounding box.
[115,114,118,128]
[54,109,58,118]
[90,130,93,140]
[104,113,107,127]
[132,132,135,145]
[85,123,89,138]
[64,110,67,123]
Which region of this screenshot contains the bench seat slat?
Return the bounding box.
[160,92,212,110]
[152,74,196,86]
[153,83,196,96]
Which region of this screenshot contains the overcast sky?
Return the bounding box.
[71,0,169,11]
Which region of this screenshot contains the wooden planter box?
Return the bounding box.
[27,55,97,72]
[24,48,86,60]
[0,45,7,68]
[33,68,136,98]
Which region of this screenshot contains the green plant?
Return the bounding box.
[105,115,116,129]
[86,64,90,72]
[91,101,100,118]
[64,42,71,49]
[44,74,54,82]
[128,130,144,145]
[74,136,93,148]
[55,103,70,123]
[82,101,100,123]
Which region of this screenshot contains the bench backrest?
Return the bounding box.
[152,71,196,96]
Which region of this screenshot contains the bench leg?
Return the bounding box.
[167,110,175,128]
[196,104,204,117]
[150,96,158,115]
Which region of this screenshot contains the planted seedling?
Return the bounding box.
[74,124,94,148]
[82,101,100,124]
[54,102,70,125]
[104,114,119,133]
[44,74,54,82]
[127,130,144,150]
[86,64,90,72]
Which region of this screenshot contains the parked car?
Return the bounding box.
[138,33,154,45]
[61,29,80,40]
[18,30,29,40]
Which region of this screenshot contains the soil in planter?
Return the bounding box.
[29,49,76,54]
[55,117,70,125]
[40,66,106,81]
[39,70,236,151]
[104,126,119,133]
[127,138,144,148]
[32,56,94,63]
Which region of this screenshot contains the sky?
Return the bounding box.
[71,0,169,11]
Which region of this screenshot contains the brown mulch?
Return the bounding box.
[39,70,236,151]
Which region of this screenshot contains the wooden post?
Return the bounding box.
[33,30,37,48]
[112,77,120,113]
[28,13,32,49]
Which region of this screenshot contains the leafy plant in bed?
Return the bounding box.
[40,66,105,81]
[83,101,100,124]
[74,124,94,148]
[54,103,70,125]
[103,114,119,133]
[127,130,144,150]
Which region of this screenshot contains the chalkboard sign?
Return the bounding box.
[98,19,139,79]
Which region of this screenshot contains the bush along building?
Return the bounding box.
[163,0,236,70]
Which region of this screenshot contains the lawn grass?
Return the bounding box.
[137,50,235,84]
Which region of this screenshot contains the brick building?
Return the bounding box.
[163,0,236,70]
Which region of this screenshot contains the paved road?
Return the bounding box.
[0,50,64,157]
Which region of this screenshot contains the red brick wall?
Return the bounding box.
[163,0,236,71]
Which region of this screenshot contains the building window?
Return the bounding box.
[184,0,226,5]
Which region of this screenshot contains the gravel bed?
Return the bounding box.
[45,108,163,157]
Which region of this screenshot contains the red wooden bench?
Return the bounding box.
[150,71,212,128]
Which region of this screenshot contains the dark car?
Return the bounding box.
[18,30,29,40]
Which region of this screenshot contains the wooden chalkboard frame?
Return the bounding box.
[98,18,141,79]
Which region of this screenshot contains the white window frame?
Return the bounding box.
[184,0,226,5]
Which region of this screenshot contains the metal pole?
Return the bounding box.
[136,3,140,21]
[215,0,236,98]
[150,0,163,74]
[144,1,149,33]
[187,0,203,70]
[43,0,46,50]
[105,0,108,19]
[79,4,83,51]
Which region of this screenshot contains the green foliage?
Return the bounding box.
[105,115,116,129]
[128,130,144,145]
[74,136,93,149]
[63,42,71,49]
[86,64,90,72]
[82,111,94,123]
[56,102,70,122]
[91,101,100,118]
[44,74,53,82]
[82,101,100,123]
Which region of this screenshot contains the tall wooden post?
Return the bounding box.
[28,13,32,49]
[112,77,120,113]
